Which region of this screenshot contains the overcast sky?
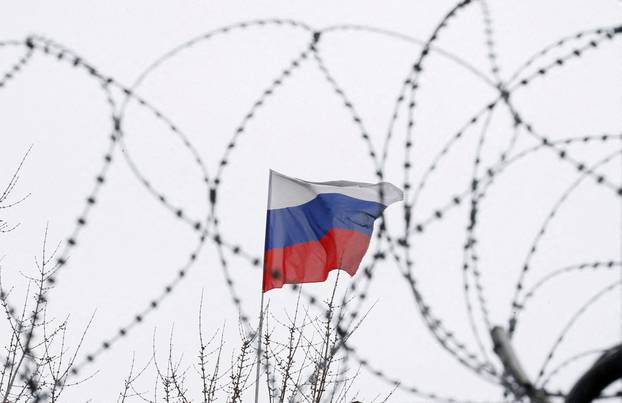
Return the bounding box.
[0,1,621,401]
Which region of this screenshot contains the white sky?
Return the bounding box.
[0,0,621,402]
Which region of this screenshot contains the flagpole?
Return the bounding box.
[254,290,265,403]
[254,169,273,403]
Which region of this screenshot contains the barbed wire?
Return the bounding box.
[0,1,620,401]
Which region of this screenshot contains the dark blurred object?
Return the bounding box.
[565,344,621,403]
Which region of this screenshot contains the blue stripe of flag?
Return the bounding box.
[265,193,386,250]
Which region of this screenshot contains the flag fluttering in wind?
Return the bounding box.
[262,170,403,292]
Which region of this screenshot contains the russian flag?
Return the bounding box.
[263,170,403,292]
